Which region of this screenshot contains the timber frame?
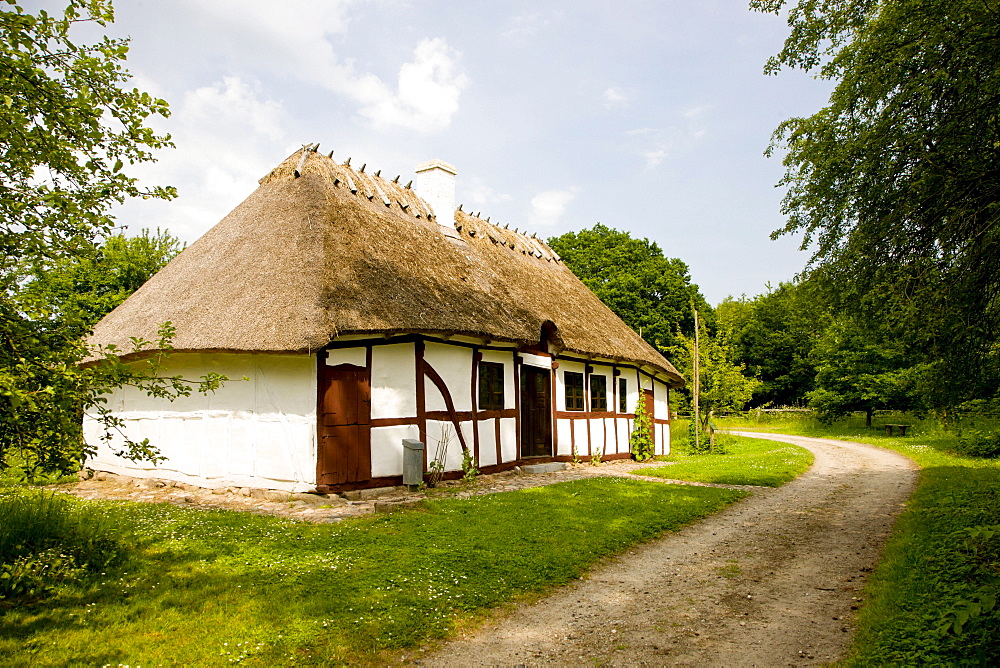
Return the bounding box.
[314,332,672,492]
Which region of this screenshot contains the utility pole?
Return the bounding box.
[692,308,700,452]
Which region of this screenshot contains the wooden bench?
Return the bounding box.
[883,424,912,437]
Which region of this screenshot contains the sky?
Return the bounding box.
[49,0,834,305]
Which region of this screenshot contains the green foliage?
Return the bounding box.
[637,434,813,487]
[806,317,929,425]
[548,224,711,350]
[0,2,221,481]
[18,228,184,336]
[0,478,747,663]
[954,431,1000,460]
[669,316,760,425]
[0,0,175,278]
[720,281,826,407]
[630,391,654,461]
[753,0,1000,402]
[0,490,130,605]
[461,447,477,482]
[1,321,229,481]
[847,466,1000,665]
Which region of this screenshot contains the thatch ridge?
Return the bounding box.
[89,147,683,385]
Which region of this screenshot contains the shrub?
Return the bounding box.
[630,392,654,461]
[953,431,1000,459]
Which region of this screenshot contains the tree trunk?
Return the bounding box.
[865,407,873,428]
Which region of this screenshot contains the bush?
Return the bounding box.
[954,431,1000,459]
[0,491,130,604]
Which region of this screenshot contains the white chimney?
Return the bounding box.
[414,159,457,227]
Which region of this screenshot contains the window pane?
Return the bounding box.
[479,362,504,410]
[590,375,607,411]
[565,371,584,411]
[619,377,627,413]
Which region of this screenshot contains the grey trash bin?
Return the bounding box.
[402,439,425,489]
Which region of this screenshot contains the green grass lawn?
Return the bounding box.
[1,477,747,666]
[715,412,1000,665]
[635,433,814,487]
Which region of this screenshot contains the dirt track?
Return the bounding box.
[424,432,918,666]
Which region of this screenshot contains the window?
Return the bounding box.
[619,377,628,413]
[590,375,607,411]
[564,371,585,411]
[478,362,504,410]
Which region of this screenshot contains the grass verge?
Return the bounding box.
[1,477,747,666]
[716,412,1000,665]
[636,433,813,487]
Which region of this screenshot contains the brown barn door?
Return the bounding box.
[520,366,552,458]
[642,388,656,442]
[317,363,371,486]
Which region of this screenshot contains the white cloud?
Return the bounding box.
[603,86,630,109]
[358,38,469,132]
[113,76,293,241]
[463,177,512,208]
[178,0,467,133]
[529,188,579,228]
[642,148,667,169]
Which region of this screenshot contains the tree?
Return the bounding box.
[18,228,184,337]
[0,1,216,480]
[752,0,1000,403]
[548,224,711,351]
[719,281,827,407]
[669,316,760,431]
[806,316,930,426]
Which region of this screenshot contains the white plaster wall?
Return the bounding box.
[326,347,366,367]
[653,380,669,420]
[425,419,473,471]
[370,424,420,478]
[557,359,586,411]
[520,352,552,369]
[614,417,630,454]
[556,419,573,457]
[659,423,671,455]
[371,343,416,419]
[83,353,317,491]
[572,420,588,457]
[590,418,606,456]
[640,373,654,391]
[424,342,473,413]
[477,419,498,467]
[499,418,518,462]
[480,350,516,409]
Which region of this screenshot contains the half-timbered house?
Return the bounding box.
[83,145,684,492]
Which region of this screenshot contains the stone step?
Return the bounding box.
[521,462,569,474]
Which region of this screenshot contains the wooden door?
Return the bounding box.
[520,366,552,458]
[317,363,371,486]
[642,388,656,444]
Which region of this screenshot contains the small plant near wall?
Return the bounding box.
[461,448,478,483]
[427,425,452,487]
[590,449,603,467]
[631,392,654,461]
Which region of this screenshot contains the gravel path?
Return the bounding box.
[423,432,918,667]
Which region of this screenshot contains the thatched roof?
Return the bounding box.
[89,147,683,385]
